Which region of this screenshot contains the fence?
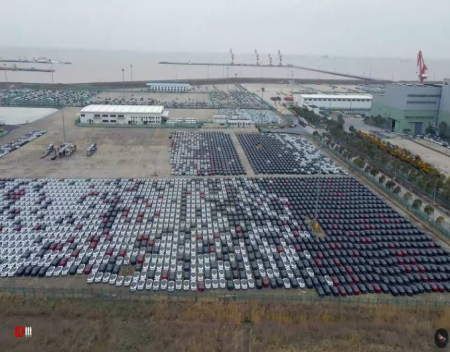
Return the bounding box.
[317,138,450,240]
[1,286,450,307]
[75,120,203,129]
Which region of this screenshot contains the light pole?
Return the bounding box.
[130,64,133,81]
[50,62,54,84]
[62,108,66,144]
[121,68,125,98]
[4,65,7,82]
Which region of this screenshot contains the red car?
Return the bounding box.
[337,286,347,296]
[372,283,382,294]
[351,284,360,295]
[197,281,205,292]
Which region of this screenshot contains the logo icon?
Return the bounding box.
[435,328,449,349]
[15,326,32,338]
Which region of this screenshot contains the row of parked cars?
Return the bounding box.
[170,132,245,176]
[237,133,344,175]
[0,131,46,159]
[1,174,449,297]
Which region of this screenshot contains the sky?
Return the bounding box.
[1,0,449,58]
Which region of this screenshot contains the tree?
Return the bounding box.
[425,125,436,135]
[393,186,401,195]
[364,165,372,173]
[379,175,386,184]
[353,157,365,169]
[424,205,434,218]
[349,125,356,133]
[370,168,379,177]
[436,216,445,225]
[385,180,395,189]
[439,122,448,139]
[403,192,412,203]
[412,199,423,209]
[312,131,319,137]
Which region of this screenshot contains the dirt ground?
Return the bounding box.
[1,293,448,352]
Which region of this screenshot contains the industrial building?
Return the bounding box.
[371,79,450,135]
[294,94,372,115]
[213,115,255,128]
[146,83,191,92]
[79,105,168,125]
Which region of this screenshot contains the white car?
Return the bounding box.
[161,279,168,291]
[130,281,137,292]
[176,279,183,290]
[116,276,124,287]
[168,281,175,292]
[109,274,117,285]
[297,277,306,288]
[324,275,333,287]
[53,266,63,276]
[137,279,145,290]
[152,280,160,291]
[87,273,95,284]
[219,278,226,289]
[306,267,314,278]
[124,276,132,287]
[204,279,211,290]
[241,279,248,290]
[183,280,190,291]
[77,264,85,275]
[283,278,291,289]
[102,272,111,283]
[46,266,55,277]
[94,272,103,283]
[146,279,153,290]
[233,279,241,290]
[247,278,255,289]
[61,266,70,276]
[212,279,219,289]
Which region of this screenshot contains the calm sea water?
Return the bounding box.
[1,47,450,84]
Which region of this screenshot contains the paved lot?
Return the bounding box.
[0,108,172,178]
[388,136,450,176]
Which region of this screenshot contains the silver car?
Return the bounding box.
[115,276,124,287]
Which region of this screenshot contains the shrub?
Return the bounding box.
[424,205,434,217]
[436,216,445,225]
[393,186,401,195]
[370,168,379,177]
[379,175,386,184]
[412,199,423,209]
[403,192,412,202]
[385,180,395,189]
[364,165,372,173]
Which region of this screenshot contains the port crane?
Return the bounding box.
[417,50,428,84]
[255,50,260,66]
[229,49,235,65]
[278,50,283,66]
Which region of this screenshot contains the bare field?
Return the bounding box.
[1,293,448,352]
[0,108,172,178]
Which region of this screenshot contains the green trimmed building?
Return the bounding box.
[371,79,450,135]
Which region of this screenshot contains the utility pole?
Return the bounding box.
[62,108,66,143]
[4,65,7,82]
[122,68,125,98]
[130,64,133,81]
[51,62,54,84]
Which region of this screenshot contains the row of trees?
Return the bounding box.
[349,151,441,222]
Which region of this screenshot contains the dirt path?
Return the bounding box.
[229,132,255,177]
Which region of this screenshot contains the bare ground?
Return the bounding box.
[1,294,448,352]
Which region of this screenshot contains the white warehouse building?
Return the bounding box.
[146,83,191,92]
[294,94,373,114]
[79,105,169,125]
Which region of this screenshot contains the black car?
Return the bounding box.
[31,266,40,277]
[255,279,263,289]
[16,266,27,277]
[38,266,48,277]
[227,280,234,290]
[69,265,78,275]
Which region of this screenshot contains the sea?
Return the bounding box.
[1,47,450,84]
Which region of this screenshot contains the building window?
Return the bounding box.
[407,94,441,98]
[118,115,124,118]
[109,120,116,123]
[81,114,85,117]
[406,101,437,104]
[102,114,108,117]
[102,119,109,123]
[94,114,100,117]
[110,115,116,117]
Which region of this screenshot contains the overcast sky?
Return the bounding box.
[1,0,449,58]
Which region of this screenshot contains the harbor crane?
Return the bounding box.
[229,48,235,65]
[278,50,283,66]
[255,50,260,66]
[417,50,428,83]
[268,54,273,66]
